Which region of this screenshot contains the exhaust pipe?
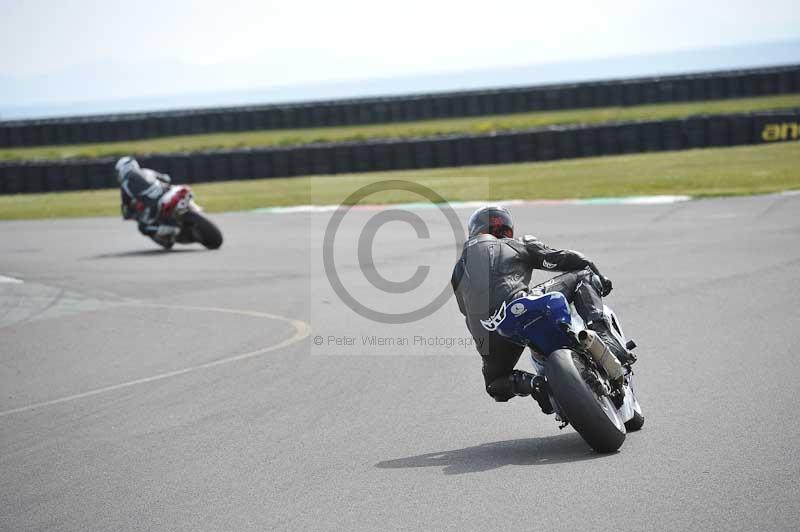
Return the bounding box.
[578,329,624,381]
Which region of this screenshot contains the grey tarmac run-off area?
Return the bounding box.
[1,193,799,531]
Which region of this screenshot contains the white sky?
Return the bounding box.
[0,0,799,108]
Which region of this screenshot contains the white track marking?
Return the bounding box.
[248,195,690,214]
[0,275,23,284]
[0,303,311,418]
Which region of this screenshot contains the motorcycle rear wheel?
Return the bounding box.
[545,349,626,453]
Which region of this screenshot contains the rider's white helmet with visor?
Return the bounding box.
[115,156,140,183]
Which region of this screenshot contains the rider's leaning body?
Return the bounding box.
[115,156,179,247]
[451,206,633,410]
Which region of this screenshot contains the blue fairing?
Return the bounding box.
[496,292,575,355]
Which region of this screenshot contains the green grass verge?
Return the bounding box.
[2,94,799,162]
[1,142,798,221]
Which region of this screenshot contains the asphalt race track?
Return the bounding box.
[1,193,799,531]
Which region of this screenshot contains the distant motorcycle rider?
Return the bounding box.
[451,205,635,411]
[115,156,179,248]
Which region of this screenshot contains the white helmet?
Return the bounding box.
[115,156,140,183]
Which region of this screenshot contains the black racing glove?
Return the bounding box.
[599,275,613,297]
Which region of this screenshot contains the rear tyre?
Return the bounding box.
[625,411,645,432]
[545,349,626,453]
[184,212,223,250]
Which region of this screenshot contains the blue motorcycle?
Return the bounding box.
[482,291,644,453]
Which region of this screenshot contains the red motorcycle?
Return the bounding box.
[156,185,223,250]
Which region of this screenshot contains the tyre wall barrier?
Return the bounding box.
[1,109,798,195]
[1,65,799,148]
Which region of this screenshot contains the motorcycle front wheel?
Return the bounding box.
[183,212,223,250]
[545,349,626,453]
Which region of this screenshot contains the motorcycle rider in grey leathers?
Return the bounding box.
[115,156,179,248]
[451,205,635,412]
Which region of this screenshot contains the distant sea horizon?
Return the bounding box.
[1,39,798,121]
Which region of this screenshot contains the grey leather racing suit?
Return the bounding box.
[119,168,173,238]
[451,233,612,401]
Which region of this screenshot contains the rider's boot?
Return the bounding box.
[531,375,555,415]
[587,319,637,367]
[151,234,175,249]
[511,371,554,414]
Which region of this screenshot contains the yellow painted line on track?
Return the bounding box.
[0,302,311,418]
